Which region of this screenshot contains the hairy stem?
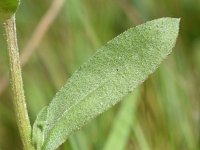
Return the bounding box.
[4,15,33,150]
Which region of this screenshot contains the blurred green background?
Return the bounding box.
[0,0,200,149]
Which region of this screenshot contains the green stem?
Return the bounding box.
[4,15,34,150]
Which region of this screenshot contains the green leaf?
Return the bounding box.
[0,0,20,20]
[34,17,179,150]
[103,89,140,150]
[32,107,47,150]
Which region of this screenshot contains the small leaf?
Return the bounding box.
[0,0,20,20]
[34,17,179,150]
[32,107,47,150]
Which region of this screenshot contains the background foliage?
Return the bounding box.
[0,0,199,149]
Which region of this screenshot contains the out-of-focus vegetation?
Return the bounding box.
[0,0,199,149]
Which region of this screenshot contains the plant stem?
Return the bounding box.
[4,15,33,150]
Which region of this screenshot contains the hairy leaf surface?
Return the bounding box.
[34,18,179,150]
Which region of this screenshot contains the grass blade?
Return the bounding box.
[103,89,140,150]
[132,123,151,150]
